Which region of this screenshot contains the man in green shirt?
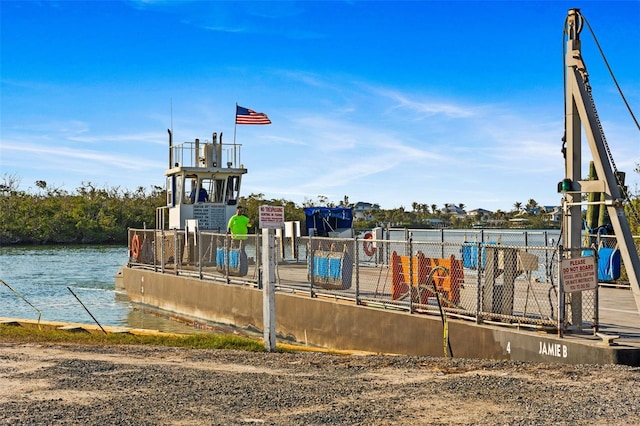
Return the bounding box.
[227,206,251,245]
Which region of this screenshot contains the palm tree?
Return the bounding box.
[513,201,522,213]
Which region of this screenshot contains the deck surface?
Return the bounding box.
[596,286,640,346]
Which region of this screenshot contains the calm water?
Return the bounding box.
[0,245,197,333]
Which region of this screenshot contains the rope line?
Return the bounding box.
[582,17,640,132]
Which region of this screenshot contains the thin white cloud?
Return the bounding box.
[6,120,90,136]
[2,142,164,171]
[3,118,168,146]
[261,135,308,147]
[274,70,333,89]
[67,132,168,145]
[366,86,477,119]
[201,25,245,33]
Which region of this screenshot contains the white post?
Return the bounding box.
[262,228,276,351]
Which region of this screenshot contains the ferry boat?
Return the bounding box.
[119,9,640,365]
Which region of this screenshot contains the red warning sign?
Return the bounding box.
[561,255,597,293]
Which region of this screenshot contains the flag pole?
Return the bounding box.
[233,103,238,166]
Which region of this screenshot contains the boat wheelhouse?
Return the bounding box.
[161,130,246,232]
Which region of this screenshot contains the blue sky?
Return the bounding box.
[1,1,639,212]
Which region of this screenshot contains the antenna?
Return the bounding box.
[170,98,174,134]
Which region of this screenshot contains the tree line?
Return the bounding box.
[0,175,164,245]
[1,173,638,245]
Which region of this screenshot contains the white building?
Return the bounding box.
[353,201,380,221]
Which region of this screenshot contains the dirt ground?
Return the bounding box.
[1,342,640,425]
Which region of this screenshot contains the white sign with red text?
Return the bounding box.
[561,255,597,293]
[259,205,285,229]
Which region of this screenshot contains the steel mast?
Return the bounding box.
[563,8,640,317]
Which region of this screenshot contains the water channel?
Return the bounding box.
[0,245,198,333]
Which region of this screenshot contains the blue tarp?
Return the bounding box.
[304,207,353,236]
[462,242,497,269]
[216,247,248,276]
[313,256,343,280]
[217,248,239,268]
[597,247,621,281]
[462,244,483,269]
[309,250,353,290]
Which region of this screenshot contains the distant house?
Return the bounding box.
[441,204,466,217]
[521,205,562,222]
[353,201,380,221]
[542,206,562,222]
[466,208,492,218]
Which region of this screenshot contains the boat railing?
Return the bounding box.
[170,141,243,169]
[126,227,614,334]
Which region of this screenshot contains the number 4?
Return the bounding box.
[506,341,511,354]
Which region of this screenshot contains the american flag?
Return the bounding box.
[235,105,272,125]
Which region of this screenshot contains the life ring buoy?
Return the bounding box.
[363,232,376,257]
[131,235,141,260]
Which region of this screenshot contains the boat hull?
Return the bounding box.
[121,267,640,365]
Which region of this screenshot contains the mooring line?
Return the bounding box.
[66,286,107,334]
[0,279,42,329]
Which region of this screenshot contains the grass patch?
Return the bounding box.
[0,323,271,352]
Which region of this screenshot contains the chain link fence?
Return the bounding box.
[127,227,629,332]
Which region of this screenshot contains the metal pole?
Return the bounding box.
[408,233,414,314]
[198,228,203,279]
[558,245,564,337]
[355,235,360,305]
[476,241,482,324]
[160,228,165,274]
[262,228,276,351]
[233,103,238,166]
[309,234,315,297]
[225,233,230,284]
[174,231,179,275]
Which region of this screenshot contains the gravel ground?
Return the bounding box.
[1,342,640,425]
